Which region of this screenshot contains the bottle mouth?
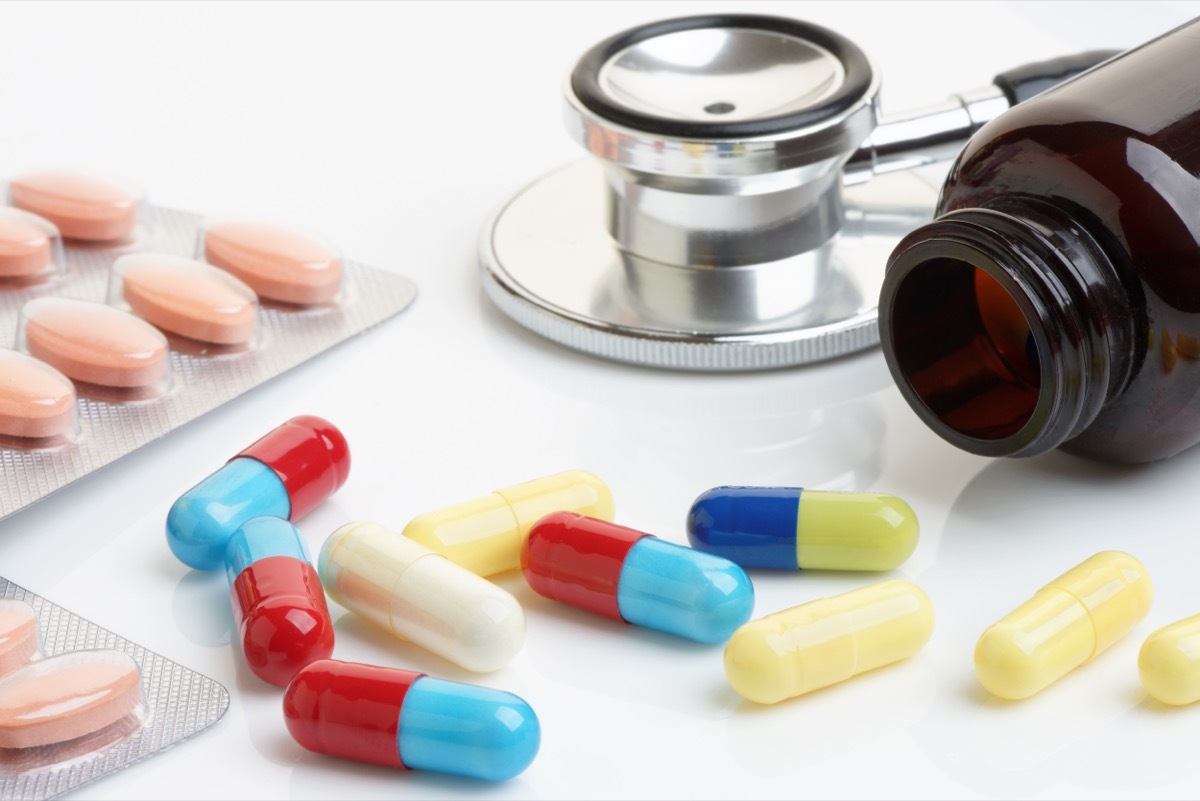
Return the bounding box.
[888,254,1041,439]
[881,204,1125,459]
[880,231,1074,457]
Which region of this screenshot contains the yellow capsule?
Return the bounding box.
[724,579,934,704]
[974,550,1152,700]
[402,470,614,576]
[1139,614,1200,705]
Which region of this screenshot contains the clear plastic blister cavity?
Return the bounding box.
[6,170,149,247]
[196,217,346,308]
[0,575,229,800]
[0,167,417,520]
[0,208,65,288]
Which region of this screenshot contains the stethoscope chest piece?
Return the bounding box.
[481,14,942,371]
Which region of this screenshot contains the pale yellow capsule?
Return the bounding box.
[1139,614,1200,705]
[975,550,1152,700]
[402,470,614,576]
[724,579,934,705]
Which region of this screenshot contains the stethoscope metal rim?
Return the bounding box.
[569,14,875,140]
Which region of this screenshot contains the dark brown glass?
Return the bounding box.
[879,19,1200,463]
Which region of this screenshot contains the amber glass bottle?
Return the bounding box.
[878,19,1200,463]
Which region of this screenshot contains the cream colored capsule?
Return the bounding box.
[319,522,526,672]
[975,550,1152,700]
[724,579,934,705]
[403,470,614,576]
[1139,614,1200,705]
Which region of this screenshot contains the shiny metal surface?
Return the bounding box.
[481,159,942,370]
[597,28,845,125]
[844,85,1011,184]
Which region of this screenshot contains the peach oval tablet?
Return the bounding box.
[0,350,76,439]
[0,208,56,278]
[22,298,169,388]
[203,221,343,305]
[0,649,141,748]
[9,170,141,242]
[114,254,258,345]
[0,601,38,677]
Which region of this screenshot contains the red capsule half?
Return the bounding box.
[284,659,418,768]
[522,510,647,621]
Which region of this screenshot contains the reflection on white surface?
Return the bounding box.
[485,300,892,509]
[169,569,233,647]
[519,580,739,722]
[909,440,1200,798]
[287,755,540,801]
[726,653,935,777]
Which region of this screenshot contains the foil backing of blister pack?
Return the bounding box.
[0,575,230,800]
[0,202,416,521]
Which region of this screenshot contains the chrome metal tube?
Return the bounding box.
[843,85,1011,185]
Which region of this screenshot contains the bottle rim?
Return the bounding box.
[879,206,1108,458]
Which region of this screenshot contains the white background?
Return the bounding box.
[2,1,1200,799]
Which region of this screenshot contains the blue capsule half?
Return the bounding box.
[167,457,290,570]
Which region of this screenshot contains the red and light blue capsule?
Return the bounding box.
[226,516,334,687]
[687,486,919,571]
[283,659,540,781]
[522,511,754,643]
[166,415,350,570]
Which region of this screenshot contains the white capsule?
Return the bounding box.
[318,522,526,672]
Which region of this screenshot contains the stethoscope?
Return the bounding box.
[479,14,1113,371]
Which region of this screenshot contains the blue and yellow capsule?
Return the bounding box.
[686,486,918,571]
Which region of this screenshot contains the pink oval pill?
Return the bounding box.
[22,298,169,389]
[9,170,141,242]
[0,209,54,278]
[0,601,37,677]
[115,254,258,345]
[0,649,141,748]
[204,221,343,305]
[0,350,76,439]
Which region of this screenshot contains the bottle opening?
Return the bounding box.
[889,257,1040,440]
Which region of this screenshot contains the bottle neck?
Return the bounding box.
[879,198,1132,458]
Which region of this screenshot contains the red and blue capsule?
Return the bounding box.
[166,415,350,570]
[522,511,754,643]
[226,516,334,687]
[284,659,540,781]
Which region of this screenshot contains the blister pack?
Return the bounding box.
[0,169,417,522]
[0,575,229,800]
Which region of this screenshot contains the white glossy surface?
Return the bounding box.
[0,1,1198,799]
